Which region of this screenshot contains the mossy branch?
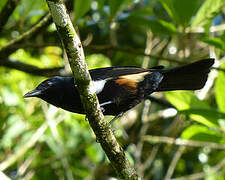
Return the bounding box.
[46,0,138,179]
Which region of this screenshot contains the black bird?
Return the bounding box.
[24,58,214,120]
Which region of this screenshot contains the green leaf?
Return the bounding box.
[0,0,7,11]
[74,0,93,21]
[165,91,210,110]
[181,125,223,143]
[201,37,225,51]
[147,19,178,35]
[128,8,153,17]
[191,0,225,27]
[180,109,225,128]
[109,0,133,18]
[160,0,199,27]
[215,62,225,113]
[165,92,222,127]
[127,16,177,35]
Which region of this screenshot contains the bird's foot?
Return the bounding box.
[109,112,124,125]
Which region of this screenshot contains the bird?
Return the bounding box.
[24,58,214,122]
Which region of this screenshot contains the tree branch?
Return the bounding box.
[0,58,68,77]
[46,0,138,179]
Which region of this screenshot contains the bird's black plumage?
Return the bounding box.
[24,58,214,116]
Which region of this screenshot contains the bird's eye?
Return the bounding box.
[37,81,53,90]
[46,81,53,86]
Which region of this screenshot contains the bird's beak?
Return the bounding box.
[23,89,42,98]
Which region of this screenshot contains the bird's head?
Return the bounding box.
[24,76,83,113]
[23,76,70,101]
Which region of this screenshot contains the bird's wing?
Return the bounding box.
[89,66,149,80]
[89,66,164,80]
[89,66,165,94]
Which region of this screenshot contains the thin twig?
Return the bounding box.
[18,146,41,176]
[165,146,185,180]
[142,30,153,68]
[143,146,159,174]
[20,170,35,180]
[171,157,225,180]
[0,13,52,55]
[142,135,225,150]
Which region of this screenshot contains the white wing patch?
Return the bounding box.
[93,80,107,94]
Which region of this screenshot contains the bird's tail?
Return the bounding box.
[156,58,214,91]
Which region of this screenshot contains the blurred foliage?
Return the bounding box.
[0,0,225,179]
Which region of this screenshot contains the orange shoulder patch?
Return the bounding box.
[116,77,137,90]
[115,71,150,93]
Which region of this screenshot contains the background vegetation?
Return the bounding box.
[0,0,225,179]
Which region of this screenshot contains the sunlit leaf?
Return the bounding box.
[165,92,222,127]
[165,91,210,110]
[201,37,225,51]
[180,109,224,128]
[181,125,223,143]
[215,62,225,113]
[191,0,225,27]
